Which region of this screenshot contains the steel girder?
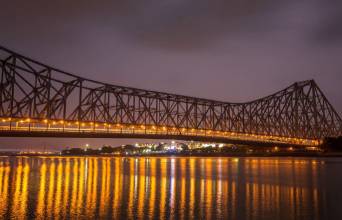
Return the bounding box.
[0,46,341,139]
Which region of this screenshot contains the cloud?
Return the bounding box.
[3,0,342,49]
[88,0,342,50]
[107,0,277,49]
[310,1,342,45]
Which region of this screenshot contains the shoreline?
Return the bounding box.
[2,152,342,158]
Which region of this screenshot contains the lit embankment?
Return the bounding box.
[0,117,320,146]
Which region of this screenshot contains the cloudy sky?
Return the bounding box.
[0,0,341,150]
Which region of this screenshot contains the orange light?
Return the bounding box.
[233,158,239,163]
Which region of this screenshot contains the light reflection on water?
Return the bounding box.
[0,156,341,219]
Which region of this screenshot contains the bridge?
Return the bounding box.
[0,46,341,147]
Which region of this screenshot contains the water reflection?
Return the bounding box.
[0,157,339,219]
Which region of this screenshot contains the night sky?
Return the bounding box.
[0,0,341,150]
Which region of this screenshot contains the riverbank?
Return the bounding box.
[2,151,342,157]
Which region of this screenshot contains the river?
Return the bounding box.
[0,156,341,219]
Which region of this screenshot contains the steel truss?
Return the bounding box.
[0,46,341,140]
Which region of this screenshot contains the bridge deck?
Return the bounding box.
[0,130,311,148]
[0,119,318,147]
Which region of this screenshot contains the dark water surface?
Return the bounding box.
[0,156,342,220]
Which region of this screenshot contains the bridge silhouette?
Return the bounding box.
[0,46,341,147]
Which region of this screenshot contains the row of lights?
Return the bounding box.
[0,117,320,145]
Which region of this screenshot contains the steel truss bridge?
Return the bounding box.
[0,46,341,147]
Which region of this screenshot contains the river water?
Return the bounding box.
[0,156,341,220]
